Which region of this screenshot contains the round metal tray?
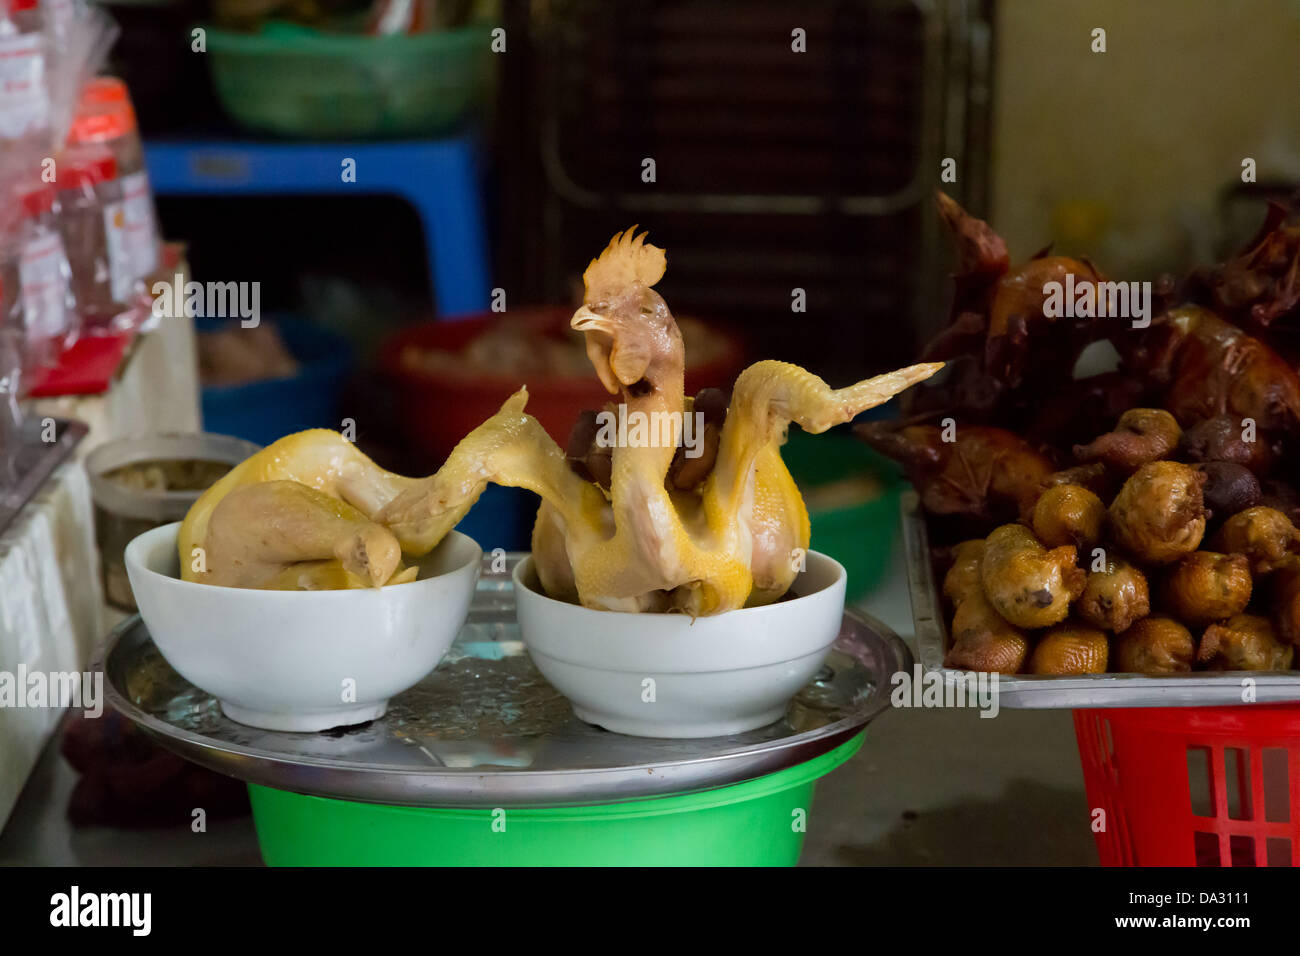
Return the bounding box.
[100,559,909,807]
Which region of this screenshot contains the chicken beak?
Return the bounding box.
[571,304,612,333]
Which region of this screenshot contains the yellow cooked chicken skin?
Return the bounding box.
[179,431,427,588]
[181,228,942,612]
[531,228,940,613]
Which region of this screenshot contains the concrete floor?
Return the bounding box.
[0,744,262,866]
[0,552,1098,866]
[802,706,1096,865]
[801,551,1098,865]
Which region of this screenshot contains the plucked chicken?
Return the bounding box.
[180,228,941,614]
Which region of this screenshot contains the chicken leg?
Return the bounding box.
[202,481,408,590]
[179,429,428,587]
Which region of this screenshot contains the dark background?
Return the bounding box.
[103,0,996,386]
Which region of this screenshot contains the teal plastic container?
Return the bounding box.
[783,428,903,601]
[205,23,492,139]
[249,733,863,866]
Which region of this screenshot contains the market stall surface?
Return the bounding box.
[0,553,1097,867]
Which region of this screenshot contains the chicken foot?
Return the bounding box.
[377,388,608,556]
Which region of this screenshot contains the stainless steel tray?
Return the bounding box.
[0,418,86,538]
[101,555,910,807]
[901,490,1300,708]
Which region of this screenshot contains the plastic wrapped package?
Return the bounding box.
[0,0,116,159]
[0,0,51,152]
[66,77,159,291]
[0,0,118,373]
[0,0,140,424]
[41,0,77,56]
[0,325,23,488]
[0,228,20,332]
[42,0,117,151]
[16,181,77,369]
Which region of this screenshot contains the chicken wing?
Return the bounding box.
[1207,199,1300,328]
[1031,483,1105,550]
[1073,408,1181,473]
[855,423,1054,526]
[1161,551,1252,629]
[941,539,1030,673]
[1107,461,1207,564]
[980,523,1085,629]
[202,480,405,589]
[1199,614,1293,671]
[1028,624,1109,675]
[1213,506,1300,574]
[1113,616,1195,674]
[1076,556,1149,633]
[179,429,425,588]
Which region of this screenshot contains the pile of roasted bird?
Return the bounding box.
[859,192,1300,675]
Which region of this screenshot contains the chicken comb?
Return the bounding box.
[583,227,667,301]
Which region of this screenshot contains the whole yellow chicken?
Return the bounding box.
[180,229,941,613]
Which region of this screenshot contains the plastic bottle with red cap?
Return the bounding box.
[67,76,160,288]
[58,145,131,332]
[7,0,42,30]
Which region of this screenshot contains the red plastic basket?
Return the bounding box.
[1075,705,1300,866]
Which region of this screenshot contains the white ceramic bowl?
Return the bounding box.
[125,521,481,732]
[514,552,848,738]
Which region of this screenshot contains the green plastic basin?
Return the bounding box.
[783,428,903,601]
[204,22,492,139]
[249,733,864,866]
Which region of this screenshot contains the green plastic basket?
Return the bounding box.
[248,733,864,866]
[204,22,492,139]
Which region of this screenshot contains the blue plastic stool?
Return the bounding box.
[143,135,491,316]
[148,136,535,547]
